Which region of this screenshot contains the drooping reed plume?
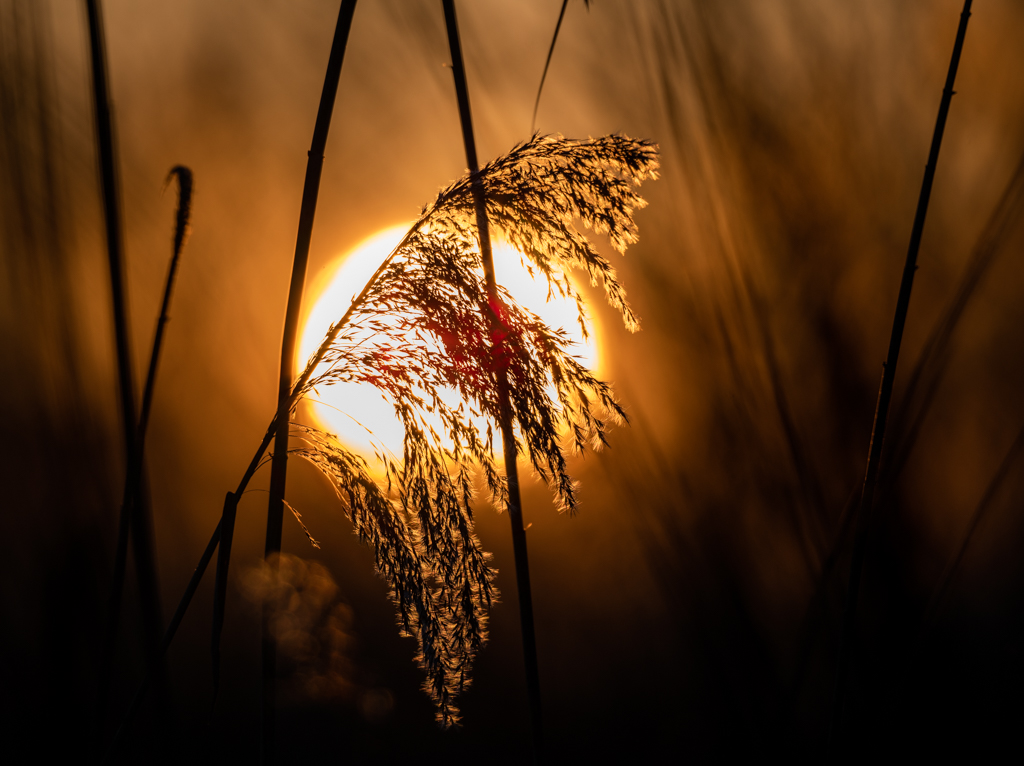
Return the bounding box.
[293,128,658,727]
[300,133,659,510]
[108,131,657,747]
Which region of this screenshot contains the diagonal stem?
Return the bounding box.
[828,0,973,752]
[530,0,568,134]
[263,2,357,762]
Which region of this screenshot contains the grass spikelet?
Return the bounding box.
[291,424,469,725]
[427,133,659,334]
[166,165,193,257]
[281,499,321,550]
[300,222,631,515]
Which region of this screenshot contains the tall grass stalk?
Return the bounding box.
[94,166,192,760]
[530,0,568,135]
[442,0,543,755]
[136,167,192,459]
[829,0,973,750]
[884,151,1024,486]
[262,1,357,760]
[85,0,165,739]
[793,147,1024,710]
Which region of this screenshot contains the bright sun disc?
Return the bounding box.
[298,224,599,460]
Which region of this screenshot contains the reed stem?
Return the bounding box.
[86,0,165,741]
[828,0,973,753]
[530,0,568,134]
[136,167,192,469]
[263,2,357,761]
[443,1,543,759]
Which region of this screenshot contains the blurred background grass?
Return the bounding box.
[3,0,1024,761]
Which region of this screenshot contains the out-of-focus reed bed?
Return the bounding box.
[613,0,1024,759]
[4,0,1024,762]
[0,0,121,752]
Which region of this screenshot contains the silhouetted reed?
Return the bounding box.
[86,0,166,740]
[260,1,357,759]
[830,0,973,749]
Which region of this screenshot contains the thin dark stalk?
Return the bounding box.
[211,491,237,700]
[443,1,543,759]
[885,151,1024,486]
[530,0,568,134]
[86,0,164,740]
[123,167,192,713]
[828,0,973,752]
[263,2,356,761]
[796,148,1024,711]
[137,167,192,458]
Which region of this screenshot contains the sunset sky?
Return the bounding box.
[3,0,1024,761]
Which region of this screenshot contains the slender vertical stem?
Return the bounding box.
[442,1,543,759]
[211,490,238,699]
[136,167,192,467]
[263,2,357,762]
[829,0,973,752]
[530,0,568,134]
[85,0,164,739]
[121,167,190,718]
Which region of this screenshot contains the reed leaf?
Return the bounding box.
[136,166,193,463]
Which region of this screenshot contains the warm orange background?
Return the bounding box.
[3,0,1024,760]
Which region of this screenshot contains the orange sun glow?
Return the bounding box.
[298,224,599,460]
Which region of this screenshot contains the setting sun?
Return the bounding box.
[298,224,599,459]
